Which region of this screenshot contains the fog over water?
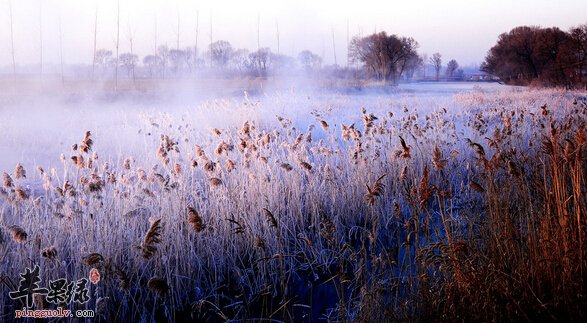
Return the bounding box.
[0,82,511,178]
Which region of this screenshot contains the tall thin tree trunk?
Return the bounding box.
[194,10,199,75]
[39,0,43,81]
[92,6,98,80]
[154,14,158,79]
[276,20,280,54]
[209,13,213,69]
[176,11,180,50]
[130,37,135,83]
[9,0,16,82]
[115,0,120,91]
[154,15,157,56]
[346,19,350,67]
[332,28,337,66]
[257,14,261,76]
[59,15,64,86]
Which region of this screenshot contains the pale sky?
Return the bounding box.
[0,0,585,68]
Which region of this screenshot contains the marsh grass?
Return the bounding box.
[0,88,586,321]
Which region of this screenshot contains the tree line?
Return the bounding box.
[90,31,466,84]
[347,32,463,83]
[482,24,587,87]
[92,42,323,79]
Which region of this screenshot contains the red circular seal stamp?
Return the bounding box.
[89,268,101,284]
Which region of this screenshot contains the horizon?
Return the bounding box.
[0,0,585,70]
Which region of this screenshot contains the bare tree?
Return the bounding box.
[95,49,113,77]
[430,52,442,81]
[298,50,322,73]
[119,53,138,78]
[208,40,233,70]
[143,55,162,78]
[445,59,459,78]
[271,52,295,75]
[169,49,187,75]
[231,48,250,72]
[569,24,587,85]
[250,47,271,76]
[158,45,169,78]
[420,53,428,78]
[349,32,420,83]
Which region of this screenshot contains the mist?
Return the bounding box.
[1,0,585,69]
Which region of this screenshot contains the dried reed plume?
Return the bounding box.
[254,235,265,249]
[79,131,93,153]
[82,253,105,266]
[137,167,147,181]
[195,145,204,157]
[419,165,431,205]
[263,208,278,228]
[141,219,162,259]
[14,163,26,179]
[211,128,222,136]
[261,133,272,146]
[41,246,58,259]
[432,144,447,171]
[341,124,350,141]
[123,158,131,170]
[226,159,235,172]
[400,166,408,180]
[14,187,29,200]
[299,161,312,172]
[116,268,130,291]
[124,207,150,218]
[3,172,14,188]
[173,163,182,176]
[280,163,293,171]
[320,120,329,130]
[204,161,216,173]
[291,134,304,151]
[366,174,386,206]
[467,138,486,159]
[208,177,223,187]
[147,277,169,297]
[320,216,336,244]
[187,207,205,232]
[8,225,27,243]
[399,136,412,159]
[241,121,251,136]
[469,180,485,193]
